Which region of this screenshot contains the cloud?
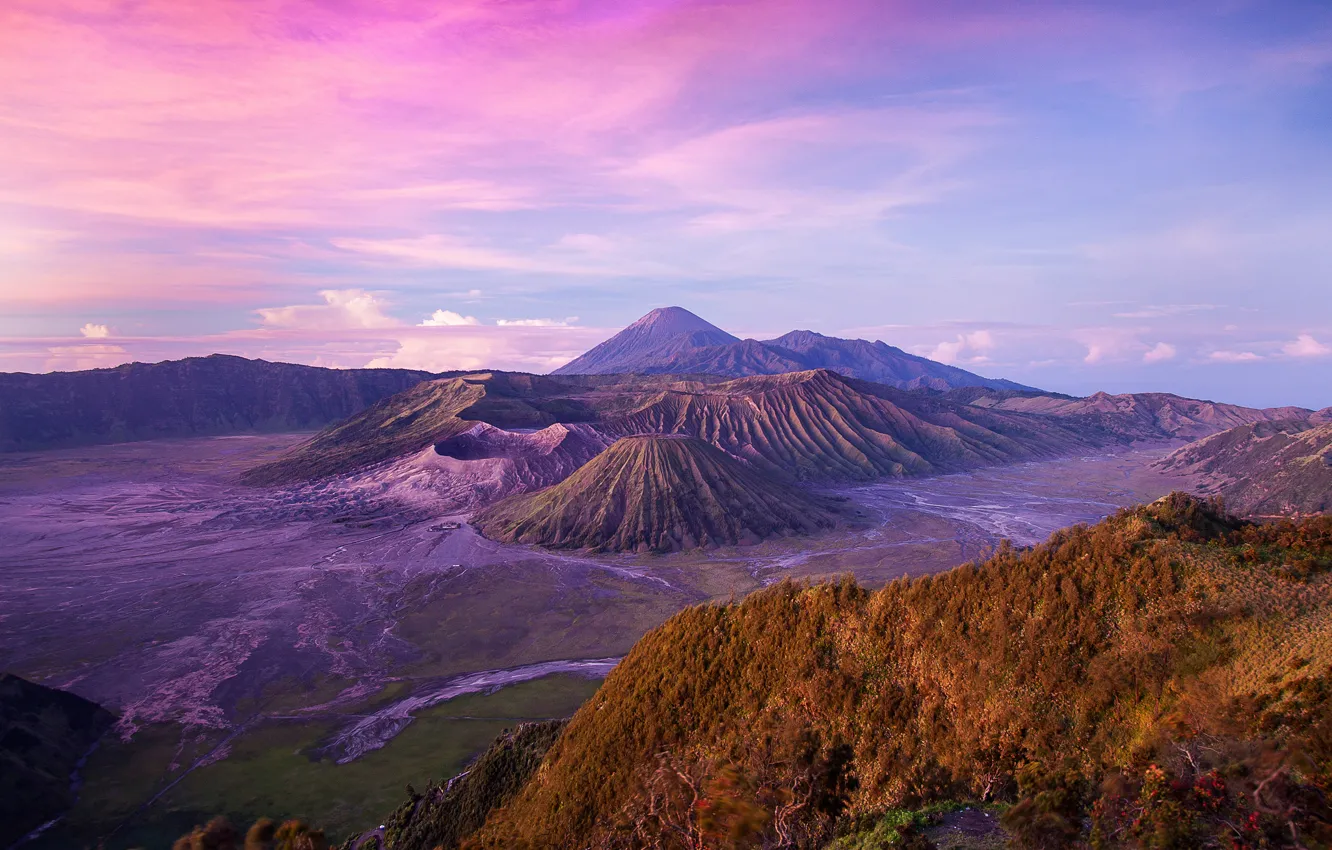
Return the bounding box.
[1112,304,1221,319]
[80,323,110,339]
[1142,342,1176,363]
[44,344,129,371]
[923,330,994,365]
[420,310,480,327]
[495,317,578,327]
[363,326,606,373]
[1282,334,1331,358]
[1209,350,1262,363]
[256,290,400,330]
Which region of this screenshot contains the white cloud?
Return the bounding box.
[495,317,579,327]
[44,344,129,371]
[79,323,110,339]
[923,330,994,365]
[256,290,400,330]
[1282,334,1331,358]
[364,327,604,373]
[1142,342,1176,363]
[1209,350,1262,363]
[420,310,480,327]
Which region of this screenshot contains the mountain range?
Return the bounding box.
[0,355,430,452]
[552,306,1035,391]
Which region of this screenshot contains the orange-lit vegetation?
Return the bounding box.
[462,495,1331,848]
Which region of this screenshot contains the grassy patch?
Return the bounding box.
[37,674,602,849]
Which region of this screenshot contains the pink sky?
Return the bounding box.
[1,0,1330,406]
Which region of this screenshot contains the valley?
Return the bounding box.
[0,433,1197,847]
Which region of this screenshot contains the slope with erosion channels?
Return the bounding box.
[466,495,1332,849]
[245,369,1121,490]
[605,370,1110,482]
[0,354,433,452]
[474,435,843,553]
[1156,418,1332,515]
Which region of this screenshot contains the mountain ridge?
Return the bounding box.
[553,307,1035,391]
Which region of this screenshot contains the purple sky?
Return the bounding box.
[1,0,1330,407]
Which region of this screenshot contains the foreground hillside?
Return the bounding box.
[0,355,431,452]
[475,435,843,552]
[1157,419,1332,515]
[462,495,1331,848]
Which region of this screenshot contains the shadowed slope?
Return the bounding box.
[1,675,116,848]
[474,435,841,552]
[0,355,431,452]
[1157,419,1332,515]
[469,496,1332,849]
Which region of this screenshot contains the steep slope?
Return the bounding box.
[959,389,1310,440]
[1156,419,1332,515]
[470,496,1332,849]
[366,720,566,850]
[242,377,487,485]
[1,674,116,847]
[553,308,1034,390]
[0,355,431,452]
[474,435,841,552]
[605,370,1104,482]
[551,307,739,375]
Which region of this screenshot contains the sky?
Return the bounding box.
[1,0,1329,407]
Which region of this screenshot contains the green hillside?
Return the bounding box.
[474,435,843,553]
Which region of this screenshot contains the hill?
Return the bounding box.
[553,308,1035,391]
[1156,419,1332,515]
[474,435,842,552]
[1,674,116,847]
[465,495,1332,848]
[0,355,431,452]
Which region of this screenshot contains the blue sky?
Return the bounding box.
[0,0,1329,407]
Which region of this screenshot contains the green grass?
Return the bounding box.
[37,674,602,850]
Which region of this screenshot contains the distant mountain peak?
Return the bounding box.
[551,307,739,376]
[626,306,729,337]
